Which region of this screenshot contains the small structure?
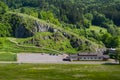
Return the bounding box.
[63,53,109,61]
[78,54,103,60]
[109,48,116,54]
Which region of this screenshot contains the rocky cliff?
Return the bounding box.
[5,12,103,53]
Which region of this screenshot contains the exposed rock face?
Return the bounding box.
[33,21,56,33]
[62,32,71,39]
[70,38,82,48]
[14,24,33,38]
[10,14,57,38]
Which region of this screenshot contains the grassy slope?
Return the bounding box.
[0,64,119,80]
[0,12,106,61]
[87,25,107,33]
[85,26,108,45]
[7,12,103,52]
[0,37,64,61]
[15,32,77,53]
[1,12,76,54]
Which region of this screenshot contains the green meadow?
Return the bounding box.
[0,64,119,80]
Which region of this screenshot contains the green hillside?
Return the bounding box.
[1,12,102,54]
[0,0,120,61]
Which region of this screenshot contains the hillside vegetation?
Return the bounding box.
[2,12,101,53]
[0,0,120,56]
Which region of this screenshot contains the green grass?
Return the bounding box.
[0,52,16,61]
[0,64,119,80]
[0,37,64,61]
[87,25,107,33]
[0,37,64,54]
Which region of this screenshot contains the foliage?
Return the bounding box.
[92,12,107,26]
[39,10,60,26]
[0,0,119,52]
[0,1,8,14]
[101,33,119,48]
[83,18,91,28]
[84,13,93,21]
[0,23,11,37]
[115,49,120,64]
[20,7,38,18]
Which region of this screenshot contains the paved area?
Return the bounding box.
[17,53,67,63]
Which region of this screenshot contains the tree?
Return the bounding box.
[20,7,38,18]
[0,23,11,37]
[0,1,8,14]
[92,12,107,26]
[115,49,120,64]
[84,13,93,21]
[39,10,60,26]
[83,18,91,28]
[110,37,119,48]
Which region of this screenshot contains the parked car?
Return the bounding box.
[63,57,71,61]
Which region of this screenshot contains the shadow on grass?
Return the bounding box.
[102,62,120,65]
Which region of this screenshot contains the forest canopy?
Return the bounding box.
[0,0,120,48]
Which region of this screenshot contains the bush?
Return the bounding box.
[0,23,11,37]
[0,1,8,14]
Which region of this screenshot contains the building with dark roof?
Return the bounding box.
[64,53,109,61]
